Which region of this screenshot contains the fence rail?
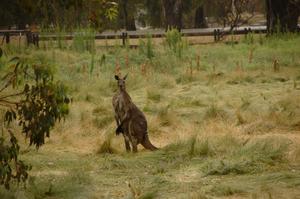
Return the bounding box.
[38,26,268,41]
[1,25,299,47]
[0,29,39,46]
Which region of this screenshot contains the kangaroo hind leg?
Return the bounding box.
[131,137,138,153]
[123,135,131,152]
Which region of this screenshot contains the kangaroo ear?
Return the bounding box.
[123,73,128,80]
[115,75,119,80]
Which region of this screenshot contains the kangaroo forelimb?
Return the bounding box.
[116,125,123,135]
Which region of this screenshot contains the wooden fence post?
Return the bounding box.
[244,28,248,39]
[18,32,21,48]
[214,29,217,42]
[217,29,221,41]
[33,33,39,47]
[122,32,128,47]
[5,32,10,44]
[26,31,32,46]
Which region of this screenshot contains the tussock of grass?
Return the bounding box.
[147,87,161,102]
[240,97,251,110]
[243,120,275,134]
[156,105,174,126]
[19,167,91,199]
[85,93,93,102]
[175,73,198,84]
[204,159,252,175]
[97,130,118,154]
[172,94,206,106]
[100,133,290,177]
[93,115,114,128]
[203,137,289,176]
[99,140,113,155]
[125,73,146,91]
[158,134,289,176]
[204,104,228,120]
[92,104,109,114]
[143,102,157,113]
[100,157,130,169]
[97,139,117,154]
[227,75,256,85]
[139,191,157,199]
[268,96,300,128]
[155,74,176,89]
[163,136,215,159]
[236,109,247,125]
[210,184,245,196]
[238,138,289,164]
[291,146,300,163]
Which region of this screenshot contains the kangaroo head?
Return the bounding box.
[115,74,128,91]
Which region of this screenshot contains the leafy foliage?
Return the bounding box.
[0,131,31,189]
[72,28,96,53]
[139,35,155,59]
[0,0,118,31]
[0,48,70,189]
[87,0,118,31]
[165,28,185,58]
[206,0,256,26]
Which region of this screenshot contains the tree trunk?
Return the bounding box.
[162,0,183,30]
[126,16,136,31]
[194,6,207,28]
[122,0,136,31]
[266,0,300,33]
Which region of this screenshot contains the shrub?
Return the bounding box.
[139,35,155,59]
[165,28,185,58]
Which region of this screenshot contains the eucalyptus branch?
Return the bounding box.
[0,78,13,93]
[0,102,15,108]
[218,0,255,41]
[0,91,25,100]
[23,70,35,79]
[0,99,18,105]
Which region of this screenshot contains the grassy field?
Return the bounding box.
[1,33,300,199]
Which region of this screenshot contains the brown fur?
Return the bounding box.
[112,75,158,152]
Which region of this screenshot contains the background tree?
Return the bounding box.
[0,0,118,31]
[266,0,300,33]
[194,5,208,28]
[0,0,34,29]
[117,0,137,30]
[205,0,257,29]
[1,0,298,33]
[145,0,202,30]
[161,0,184,30]
[0,49,70,189]
[144,0,164,28]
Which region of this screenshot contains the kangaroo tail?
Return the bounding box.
[141,134,158,151]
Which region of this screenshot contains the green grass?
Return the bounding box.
[147,87,162,102]
[1,34,300,198]
[1,135,294,198]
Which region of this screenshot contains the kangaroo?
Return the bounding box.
[112,74,158,152]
